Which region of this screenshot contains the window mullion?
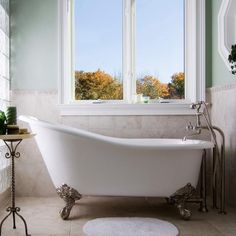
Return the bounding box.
[185,0,197,102]
[70,0,75,102]
[185,0,205,103]
[131,0,136,100]
[123,0,134,103]
[58,0,71,104]
[123,0,129,102]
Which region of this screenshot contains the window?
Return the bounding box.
[136,0,184,100]
[0,0,10,111]
[74,0,123,101]
[59,0,205,115]
[0,0,10,194]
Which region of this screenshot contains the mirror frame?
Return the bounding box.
[218,0,236,69]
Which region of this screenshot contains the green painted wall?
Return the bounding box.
[10,0,235,90]
[211,0,235,87]
[206,0,212,87]
[11,0,58,90]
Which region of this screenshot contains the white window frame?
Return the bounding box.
[0,1,10,113]
[58,0,205,116]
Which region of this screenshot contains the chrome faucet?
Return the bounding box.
[183,102,204,141]
[183,101,226,215]
[183,121,201,141]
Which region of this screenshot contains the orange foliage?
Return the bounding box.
[75,70,123,100]
[74,70,184,100]
[136,76,170,99]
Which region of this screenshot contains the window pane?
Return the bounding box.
[74,0,123,100]
[0,4,9,36]
[0,0,10,196]
[0,0,10,112]
[0,30,9,57]
[0,53,9,79]
[0,77,9,101]
[136,0,184,99]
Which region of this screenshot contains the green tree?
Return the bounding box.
[168,72,185,99]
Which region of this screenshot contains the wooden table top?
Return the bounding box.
[0,133,36,141]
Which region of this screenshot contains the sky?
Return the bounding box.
[74,0,184,84]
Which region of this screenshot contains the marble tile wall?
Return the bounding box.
[0,188,10,208]
[11,90,210,197]
[207,82,236,208]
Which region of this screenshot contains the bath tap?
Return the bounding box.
[185,121,201,132]
[183,101,210,140]
[184,101,226,215]
[183,120,201,140]
[183,107,203,141]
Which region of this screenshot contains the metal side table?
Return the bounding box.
[0,133,35,236]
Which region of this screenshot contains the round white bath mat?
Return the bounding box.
[83,217,179,236]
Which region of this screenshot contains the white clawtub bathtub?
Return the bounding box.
[19,116,213,220]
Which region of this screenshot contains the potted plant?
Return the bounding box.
[228,44,236,74]
[0,110,6,135]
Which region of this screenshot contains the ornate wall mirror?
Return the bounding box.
[218,0,236,69]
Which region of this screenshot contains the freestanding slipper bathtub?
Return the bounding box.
[19,116,214,220]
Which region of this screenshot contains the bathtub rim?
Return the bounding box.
[18,115,214,150]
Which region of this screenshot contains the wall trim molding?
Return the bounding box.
[207,81,236,93]
[11,90,58,95]
[0,188,10,209]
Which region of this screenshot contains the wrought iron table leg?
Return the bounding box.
[0,140,30,236]
[12,211,16,229]
[0,212,11,235]
[16,211,30,235]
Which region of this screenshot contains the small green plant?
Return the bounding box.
[228,44,236,75]
[0,110,6,135]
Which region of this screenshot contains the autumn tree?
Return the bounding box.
[168,72,185,99]
[75,70,123,100]
[74,70,184,100]
[136,76,169,99]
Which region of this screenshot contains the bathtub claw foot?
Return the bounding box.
[169,183,196,220]
[56,184,81,220]
[199,205,208,213]
[177,205,192,220]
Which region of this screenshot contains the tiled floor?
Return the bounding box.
[0,196,235,236]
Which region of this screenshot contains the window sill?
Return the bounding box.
[58,102,196,116]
